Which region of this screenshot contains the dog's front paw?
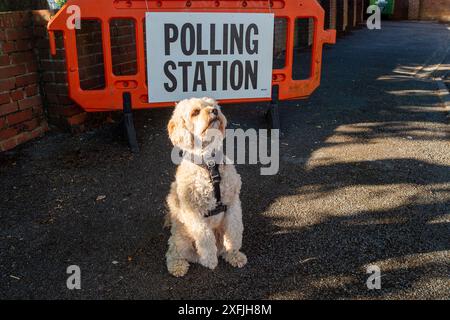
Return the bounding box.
[167,259,190,277]
[198,252,218,270]
[223,251,247,268]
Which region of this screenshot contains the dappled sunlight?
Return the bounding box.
[306,122,450,169]
[366,251,450,275]
[387,89,438,97]
[397,105,449,113]
[267,276,356,300]
[438,86,450,98]
[377,75,416,82]
[378,64,450,81]
[427,213,450,224]
[264,183,450,226]
[392,65,425,77]
[250,21,450,300]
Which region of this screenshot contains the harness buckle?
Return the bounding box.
[206,203,228,217]
[206,159,216,169]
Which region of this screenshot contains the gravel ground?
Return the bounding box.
[1,21,449,300]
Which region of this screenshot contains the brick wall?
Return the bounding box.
[392,0,410,20]
[0,11,47,152]
[404,0,450,21]
[348,0,357,28]
[320,0,338,30]
[1,10,141,151]
[336,0,349,34]
[110,19,138,76]
[419,0,450,22]
[356,0,364,25]
[33,11,111,132]
[409,0,421,19]
[33,13,138,133]
[330,0,338,29]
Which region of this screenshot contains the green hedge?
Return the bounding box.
[55,0,67,7]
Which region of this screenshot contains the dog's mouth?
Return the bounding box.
[202,117,221,134]
[209,118,219,127]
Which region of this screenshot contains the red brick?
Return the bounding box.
[47,104,83,117]
[25,85,38,97]
[15,73,38,87]
[54,72,68,83]
[26,61,38,73]
[45,83,68,95]
[30,125,47,139]
[7,109,32,125]
[1,42,16,54]
[32,105,44,117]
[15,131,31,145]
[15,40,33,52]
[0,64,27,80]
[18,96,41,110]
[22,118,39,131]
[0,117,5,129]
[34,38,51,50]
[0,137,17,152]
[10,89,24,101]
[41,72,54,83]
[58,95,74,105]
[67,112,87,126]
[0,101,18,116]
[0,92,10,105]
[5,28,32,41]
[33,26,48,38]
[0,12,31,29]
[52,61,67,73]
[46,94,59,104]
[0,55,10,66]
[10,52,34,64]
[0,79,15,92]
[0,127,18,140]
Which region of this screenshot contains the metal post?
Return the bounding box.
[266,85,281,132]
[123,92,139,153]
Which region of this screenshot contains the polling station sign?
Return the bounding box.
[145,12,274,103]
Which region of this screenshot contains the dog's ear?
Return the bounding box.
[167,119,176,138]
[217,105,227,136]
[219,116,227,136]
[167,116,193,149]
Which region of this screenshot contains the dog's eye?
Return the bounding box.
[191,109,200,117]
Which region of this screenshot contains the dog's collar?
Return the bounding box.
[181,150,227,218]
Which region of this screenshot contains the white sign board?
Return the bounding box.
[145,12,274,103]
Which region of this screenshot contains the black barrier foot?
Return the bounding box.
[123,92,140,153]
[266,86,282,134]
[267,102,280,130]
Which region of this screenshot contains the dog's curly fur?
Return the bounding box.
[165,97,247,277]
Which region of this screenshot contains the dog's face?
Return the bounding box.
[168,97,227,150]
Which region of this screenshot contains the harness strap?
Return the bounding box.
[204,161,227,218]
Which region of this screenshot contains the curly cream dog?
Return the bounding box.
[165,97,247,277]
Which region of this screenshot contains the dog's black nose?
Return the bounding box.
[211,108,218,116]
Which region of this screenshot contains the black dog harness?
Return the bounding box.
[180,150,227,218]
[204,160,227,218]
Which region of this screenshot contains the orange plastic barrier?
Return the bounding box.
[48,0,336,112]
